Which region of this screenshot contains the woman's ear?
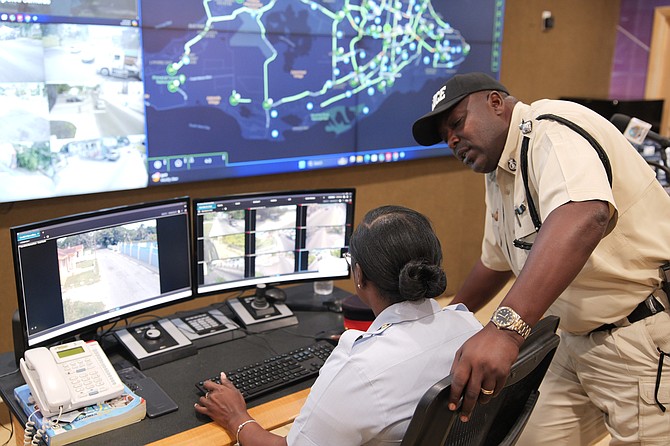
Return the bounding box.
[354,263,365,289]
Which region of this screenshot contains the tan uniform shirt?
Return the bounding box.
[481,99,670,334]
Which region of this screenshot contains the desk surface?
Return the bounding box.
[0,289,346,446]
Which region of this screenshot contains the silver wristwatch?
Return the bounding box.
[491,306,532,339]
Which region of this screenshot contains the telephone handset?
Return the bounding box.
[19,340,124,417]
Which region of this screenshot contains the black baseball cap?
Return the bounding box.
[412,72,509,146]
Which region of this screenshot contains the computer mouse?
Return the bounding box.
[265,287,287,302]
[315,328,344,345]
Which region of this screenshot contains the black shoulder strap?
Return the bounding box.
[520,136,541,230]
[520,114,613,231]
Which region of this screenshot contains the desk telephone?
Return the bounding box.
[19,340,124,417]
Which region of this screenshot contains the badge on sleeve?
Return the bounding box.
[353,322,394,345]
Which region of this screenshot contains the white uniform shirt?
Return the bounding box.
[286,299,482,446]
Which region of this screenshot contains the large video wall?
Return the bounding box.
[0,0,504,203]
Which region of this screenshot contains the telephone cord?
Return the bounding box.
[24,406,63,446]
[23,409,38,446]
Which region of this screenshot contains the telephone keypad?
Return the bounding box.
[65,358,110,398]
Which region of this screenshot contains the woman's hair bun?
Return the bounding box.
[398,259,447,301]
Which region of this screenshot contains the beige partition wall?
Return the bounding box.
[646,6,670,137]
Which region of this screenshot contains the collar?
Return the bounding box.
[343,301,472,349]
[370,299,443,331]
[352,299,442,345]
[497,102,532,176]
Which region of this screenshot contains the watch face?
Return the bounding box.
[494,307,515,327]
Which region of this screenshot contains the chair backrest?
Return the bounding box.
[401,315,560,446]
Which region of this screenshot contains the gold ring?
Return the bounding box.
[481,388,494,395]
[205,391,211,399]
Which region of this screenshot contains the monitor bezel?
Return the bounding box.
[192,188,355,298]
[10,196,194,350]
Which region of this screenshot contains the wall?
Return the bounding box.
[500,0,620,103]
[0,0,621,355]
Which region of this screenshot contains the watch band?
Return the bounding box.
[509,318,532,339]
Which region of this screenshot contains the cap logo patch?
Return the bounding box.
[432,86,446,111]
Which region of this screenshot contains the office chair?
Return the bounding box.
[401,315,560,446]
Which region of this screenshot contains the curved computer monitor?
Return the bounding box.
[11,197,193,350]
[193,189,355,297]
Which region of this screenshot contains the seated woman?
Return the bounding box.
[194,205,482,446]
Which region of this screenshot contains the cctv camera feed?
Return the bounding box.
[197,189,354,294]
[12,198,192,346]
[1,0,503,203]
[0,1,146,202]
[57,220,160,323]
[253,205,299,277]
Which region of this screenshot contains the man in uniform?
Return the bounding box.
[411,72,670,444]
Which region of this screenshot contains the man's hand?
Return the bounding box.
[194,372,251,433]
[447,324,523,421]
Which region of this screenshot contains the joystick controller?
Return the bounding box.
[226,284,297,332]
[251,283,271,310]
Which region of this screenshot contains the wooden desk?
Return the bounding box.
[0,300,345,446]
[150,389,309,446]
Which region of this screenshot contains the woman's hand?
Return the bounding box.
[194,372,252,434]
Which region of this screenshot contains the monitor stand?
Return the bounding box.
[114,318,197,370]
[227,286,298,333]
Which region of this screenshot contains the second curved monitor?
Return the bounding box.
[194,189,355,296]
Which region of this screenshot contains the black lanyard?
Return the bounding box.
[515,114,613,250]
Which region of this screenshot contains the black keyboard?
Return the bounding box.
[196,341,334,401]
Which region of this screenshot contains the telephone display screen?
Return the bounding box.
[56,346,85,358]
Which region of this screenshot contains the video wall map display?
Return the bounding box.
[0,0,504,203]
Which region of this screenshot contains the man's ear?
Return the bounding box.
[488,91,505,114]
